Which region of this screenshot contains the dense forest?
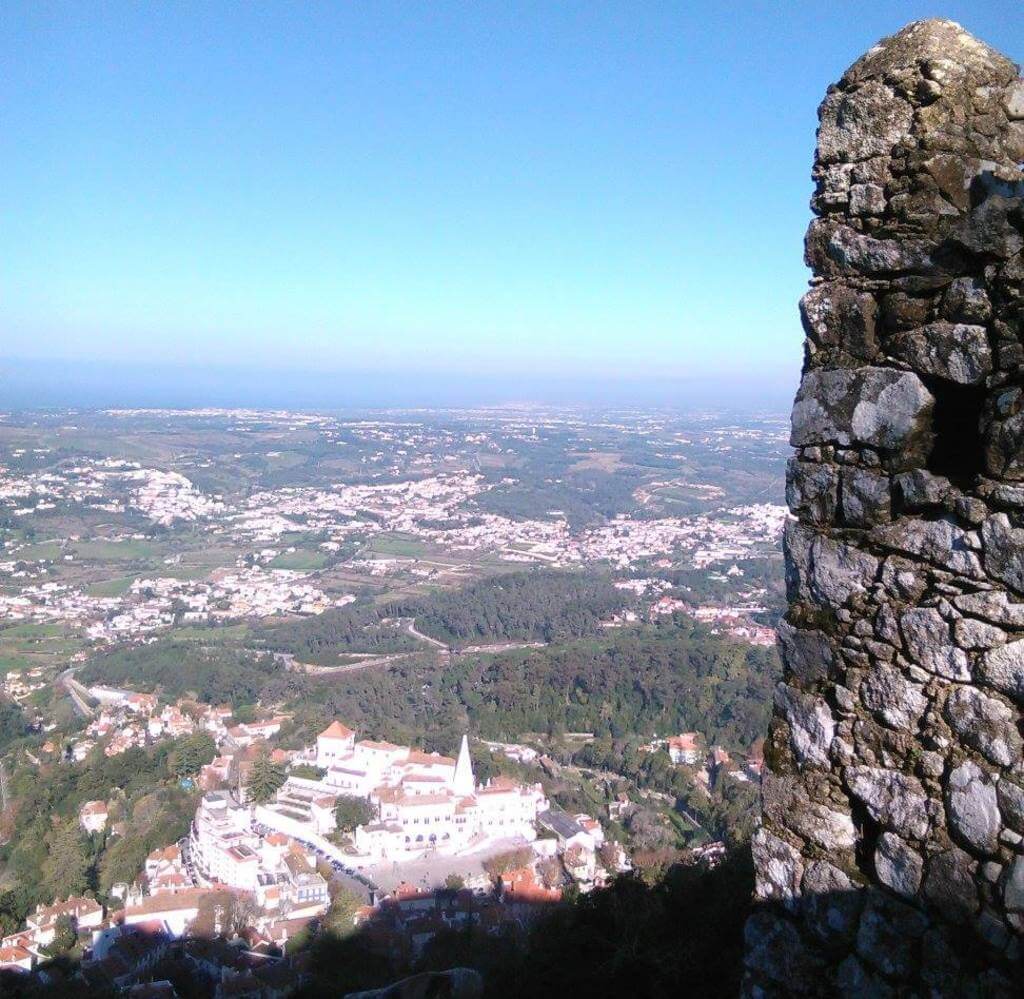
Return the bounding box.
[255,600,421,665]
[256,569,630,661]
[267,615,778,759]
[79,642,281,707]
[0,699,30,754]
[436,617,776,744]
[411,570,627,646]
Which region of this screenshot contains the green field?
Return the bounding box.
[269,549,330,571]
[85,576,137,597]
[0,622,67,640]
[0,621,88,668]
[71,539,163,561]
[366,535,433,557]
[165,622,251,642]
[15,541,64,561]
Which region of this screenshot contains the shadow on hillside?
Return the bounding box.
[0,853,754,998]
[295,849,756,999]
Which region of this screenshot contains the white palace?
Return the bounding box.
[257,720,549,862]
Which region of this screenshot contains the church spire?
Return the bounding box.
[453,734,475,797]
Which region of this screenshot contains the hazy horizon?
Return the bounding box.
[0,354,797,411]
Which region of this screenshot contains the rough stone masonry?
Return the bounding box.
[744,20,1024,997]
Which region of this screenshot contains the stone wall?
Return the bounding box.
[744,20,1024,997]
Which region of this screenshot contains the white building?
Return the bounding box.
[79,800,109,834]
[306,722,548,862]
[189,791,261,889]
[667,733,701,765]
[188,791,329,917]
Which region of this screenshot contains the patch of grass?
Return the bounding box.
[165,623,251,642]
[268,549,329,571]
[366,536,432,558]
[15,541,64,561]
[0,654,44,673]
[85,576,137,597]
[70,539,162,561]
[0,622,67,640]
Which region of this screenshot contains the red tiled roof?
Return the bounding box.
[405,750,455,767]
[668,733,700,751]
[319,720,354,740]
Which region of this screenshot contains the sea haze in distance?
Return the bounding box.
[0,356,798,412]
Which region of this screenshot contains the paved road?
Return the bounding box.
[60,668,95,719]
[458,640,546,654]
[402,617,448,650]
[298,650,424,676]
[362,836,529,893]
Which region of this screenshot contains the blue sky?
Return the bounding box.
[2,2,1021,405]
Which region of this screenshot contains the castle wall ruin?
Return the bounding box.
[745,19,1024,997]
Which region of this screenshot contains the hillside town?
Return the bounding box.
[0,714,642,992]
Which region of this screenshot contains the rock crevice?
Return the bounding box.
[745,19,1024,996]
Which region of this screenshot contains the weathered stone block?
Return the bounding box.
[981,514,1024,593]
[784,521,880,608]
[845,765,930,839]
[744,911,826,991]
[893,468,950,509]
[817,80,913,165]
[953,589,1024,627]
[874,832,924,897]
[1005,856,1024,912]
[923,847,980,924]
[785,458,838,525]
[839,467,891,526]
[799,283,878,362]
[940,277,992,323]
[944,686,1023,767]
[871,517,984,578]
[790,367,933,452]
[888,321,992,384]
[751,828,804,912]
[775,683,836,769]
[997,778,1024,833]
[800,860,861,946]
[978,638,1024,704]
[899,606,971,680]
[856,890,927,980]
[762,769,856,852]
[858,665,927,731]
[776,620,837,685]
[946,760,1000,853]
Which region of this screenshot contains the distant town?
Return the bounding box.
[0,407,785,994]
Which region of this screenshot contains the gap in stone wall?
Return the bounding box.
[923,378,987,488]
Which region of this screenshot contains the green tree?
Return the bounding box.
[0,884,35,936]
[41,914,76,957]
[41,821,90,901]
[99,837,149,894]
[245,750,286,804]
[334,795,375,833]
[322,886,363,937]
[482,846,533,881]
[168,732,216,779]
